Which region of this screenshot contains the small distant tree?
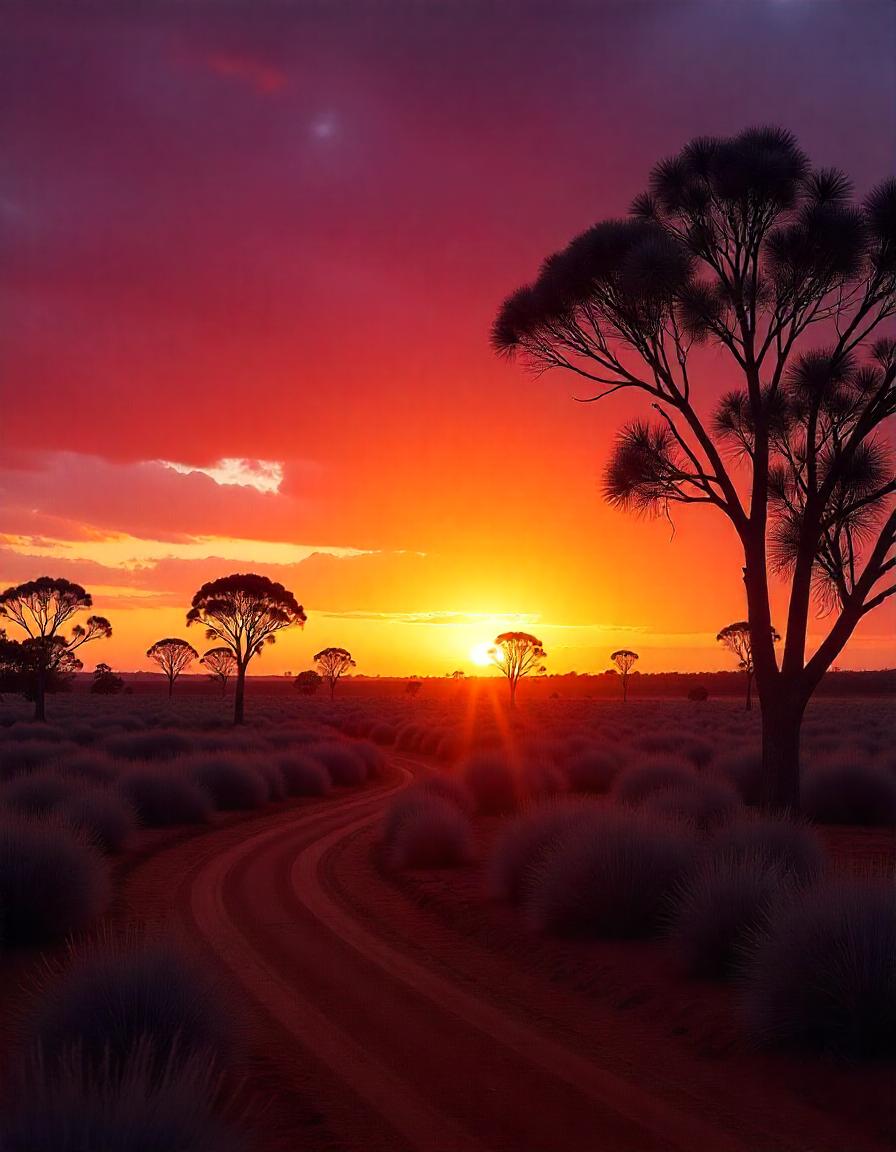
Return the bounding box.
[200,647,237,695]
[146,637,198,698]
[0,577,111,720]
[187,574,306,724]
[405,679,423,696]
[295,669,323,696]
[688,684,710,702]
[92,662,124,695]
[313,647,355,699]
[610,649,639,702]
[449,669,465,680]
[489,632,546,707]
[717,621,781,711]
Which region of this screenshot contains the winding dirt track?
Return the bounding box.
[127,755,891,1152]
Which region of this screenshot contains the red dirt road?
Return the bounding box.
[121,756,894,1152]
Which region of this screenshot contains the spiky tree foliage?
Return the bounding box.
[187,574,306,723]
[146,638,198,698]
[0,578,111,720]
[494,127,896,808]
[717,621,781,710]
[295,668,323,695]
[610,648,639,702]
[200,647,237,695]
[489,632,546,707]
[313,647,356,699]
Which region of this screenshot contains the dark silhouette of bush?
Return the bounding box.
[715,749,763,805]
[3,1043,244,1152]
[353,740,386,779]
[0,817,110,948]
[1,770,78,815]
[416,773,475,814]
[369,722,397,745]
[667,850,799,978]
[710,816,824,883]
[526,809,697,938]
[57,750,117,784]
[309,742,367,786]
[91,664,124,695]
[741,880,896,1059]
[565,746,619,793]
[252,758,287,800]
[642,777,741,831]
[28,937,232,1083]
[103,729,194,762]
[187,756,268,811]
[275,753,331,796]
[687,685,709,702]
[119,768,212,827]
[382,792,474,869]
[396,723,424,751]
[802,758,896,826]
[462,752,520,814]
[488,801,591,904]
[58,788,136,854]
[0,738,75,778]
[612,757,695,805]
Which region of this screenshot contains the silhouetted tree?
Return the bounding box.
[146,637,198,698]
[405,679,423,696]
[0,633,82,699]
[489,632,546,706]
[717,621,781,711]
[295,668,323,695]
[91,662,124,695]
[494,127,896,809]
[200,647,237,695]
[688,684,710,702]
[314,647,355,699]
[449,669,466,679]
[0,577,111,720]
[610,649,639,702]
[187,574,306,724]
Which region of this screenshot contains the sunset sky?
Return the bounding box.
[2,1,895,676]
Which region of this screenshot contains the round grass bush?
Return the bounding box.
[29,937,232,1082]
[1,771,79,815]
[102,730,194,763]
[369,723,397,746]
[249,758,287,801]
[462,753,519,815]
[276,753,331,796]
[565,747,619,794]
[710,816,824,883]
[4,1044,243,1152]
[58,788,137,854]
[382,792,474,869]
[642,777,741,831]
[309,742,367,787]
[488,801,591,904]
[802,758,896,826]
[612,757,695,806]
[667,849,797,978]
[714,749,763,805]
[55,750,117,784]
[416,773,475,814]
[741,880,896,1059]
[188,758,268,811]
[353,740,386,779]
[0,740,76,779]
[119,768,212,827]
[396,724,423,751]
[526,809,698,938]
[0,817,110,948]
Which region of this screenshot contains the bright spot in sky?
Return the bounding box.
[161,457,284,493]
[310,113,338,140]
[470,642,495,667]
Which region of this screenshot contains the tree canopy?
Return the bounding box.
[490,632,546,705]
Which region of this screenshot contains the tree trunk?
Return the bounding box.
[758,685,805,812]
[234,665,246,725]
[168,677,174,698]
[330,679,335,700]
[33,665,46,722]
[745,671,753,712]
[622,675,628,703]
[509,679,516,708]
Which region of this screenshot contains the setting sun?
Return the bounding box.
[469,641,495,667]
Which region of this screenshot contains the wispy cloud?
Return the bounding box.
[160,457,284,494]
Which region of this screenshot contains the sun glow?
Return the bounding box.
[469,641,495,667]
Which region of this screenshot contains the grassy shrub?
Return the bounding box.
[435,731,462,764]
[28,937,233,1082]
[565,747,619,793]
[382,792,474,869]
[369,723,397,746]
[275,753,331,796]
[0,817,110,948]
[642,777,741,831]
[677,736,715,769]
[3,1044,243,1152]
[715,749,763,805]
[309,742,367,787]
[250,758,287,801]
[396,723,423,751]
[462,753,519,815]
[711,816,825,883]
[187,757,269,811]
[0,740,75,779]
[526,809,697,938]
[802,758,896,826]
[742,880,896,1059]
[667,850,797,978]
[353,740,386,779]
[1,771,79,815]
[612,757,695,806]
[103,730,194,762]
[56,750,117,784]
[58,788,137,854]
[488,801,590,904]
[119,768,212,827]
[416,773,475,814]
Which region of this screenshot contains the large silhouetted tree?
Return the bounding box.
[201,647,237,695]
[147,637,198,698]
[493,127,896,809]
[0,578,112,720]
[717,621,781,711]
[187,574,306,724]
[489,632,546,706]
[610,649,639,702]
[314,647,355,699]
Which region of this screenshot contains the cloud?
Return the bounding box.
[160,457,284,494]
